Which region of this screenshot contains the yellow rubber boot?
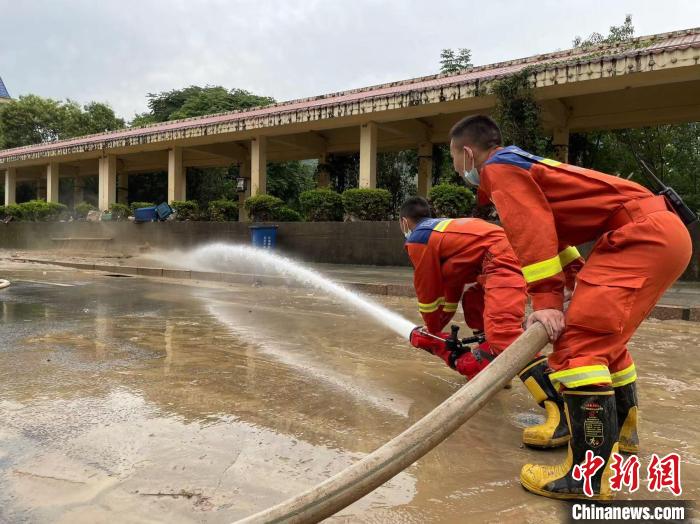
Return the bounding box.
[615,381,640,454]
[520,387,619,501]
[518,357,570,448]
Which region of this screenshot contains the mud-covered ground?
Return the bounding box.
[0,262,698,523]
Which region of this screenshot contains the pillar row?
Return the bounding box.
[168,147,185,203]
[359,122,377,189]
[417,142,433,197]
[251,136,267,196]
[4,167,16,206]
[98,155,117,211]
[46,162,60,203]
[552,127,570,163]
[238,159,251,222]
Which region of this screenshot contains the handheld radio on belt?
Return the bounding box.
[632,157,699,229]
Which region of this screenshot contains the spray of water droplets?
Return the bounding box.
[148,242,416,339]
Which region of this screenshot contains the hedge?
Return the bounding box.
[208,199,238,222]
[1,200,69,222]
[299,189,343,221]
[171,200,200,221]
[428,183,475,218]
[342,188,392,221]
[108,203,131,220]
[244,194,283,222]
[75,201,97,218]
[273,206,303,222]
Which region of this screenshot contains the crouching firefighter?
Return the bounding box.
[401,196,583,449]
[448,114,695,500]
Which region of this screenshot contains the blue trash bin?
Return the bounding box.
[249,225,278,249]
[134,206,158,223]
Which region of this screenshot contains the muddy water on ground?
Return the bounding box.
[0,266,698,523]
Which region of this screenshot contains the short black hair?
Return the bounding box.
[400,196,432,221]
[449,115,502,150]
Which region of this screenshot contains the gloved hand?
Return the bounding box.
[409,327,450,358]
[453,341,496,380]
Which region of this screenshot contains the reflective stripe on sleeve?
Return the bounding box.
[559,246,581,268]
[540,158,562,167]
[433,219,453,232]
[549,365,612,389]
[521,254,563,283]
[418,297,445,313]
[611,364,637,387]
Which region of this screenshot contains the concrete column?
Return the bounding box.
[251,136,267,195]
[4,167,16,205]
[46,162,60,203]
[168,147,185,203]
[117,173,129,204]
[73,177,84,206]
[98,155,117,211]
[552,127,569,163]
[417,142,433,197]
[36,178,47,201]
[317,153,330,188]
[238,159,251,222]
[359,122,377,188]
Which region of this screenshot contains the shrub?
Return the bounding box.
[75,201,97,218]
[171,200,200,221]
[109,203,131,220]
[428,183,475,218]
[3,204,23,220]
[299,189,343,221]
[14,200,68,221]
[208,199,238,222]
[342,188,392,221]
[244,194,283,222]
[273,206,303,222]
[130,201,155,213]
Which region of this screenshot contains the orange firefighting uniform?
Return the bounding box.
[406,217,536,354]
[478,146,693,388]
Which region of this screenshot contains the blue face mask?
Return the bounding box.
[463,167,480,187]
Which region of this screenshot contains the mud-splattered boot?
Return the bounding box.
[520,386,619,501]
[518,356,570,448]
[615,380,640,454]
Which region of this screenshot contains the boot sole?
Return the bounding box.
[522,435,570,449]
[520,477,613,501]
[619,444,640,454]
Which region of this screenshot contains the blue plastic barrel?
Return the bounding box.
[249,225,278,249]
[134,206,158,223]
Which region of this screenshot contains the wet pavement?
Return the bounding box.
[0,263,698,523]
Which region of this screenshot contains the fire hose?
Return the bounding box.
[0,279,9,290]
[236,323,549,523]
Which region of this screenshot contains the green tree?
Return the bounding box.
[135,85,274,123]
[440,48,473,74]
[0,95,124,149]
[572,14,634,47]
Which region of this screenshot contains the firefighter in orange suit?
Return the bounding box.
[402,196,583,448]
[448,115,693,500]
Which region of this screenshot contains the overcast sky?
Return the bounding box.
[1,0,699,121]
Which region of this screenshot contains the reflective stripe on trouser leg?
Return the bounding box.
[418,297,444,313]
[549,364,612,389]
[610,364,636,387]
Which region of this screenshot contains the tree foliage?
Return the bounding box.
[440,48,473,74]
[0,95,124,149]
[573,14,634,47]
[132,85,275,125]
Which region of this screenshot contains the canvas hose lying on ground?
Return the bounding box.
[0,279,10,290]
[236,322,550,524]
